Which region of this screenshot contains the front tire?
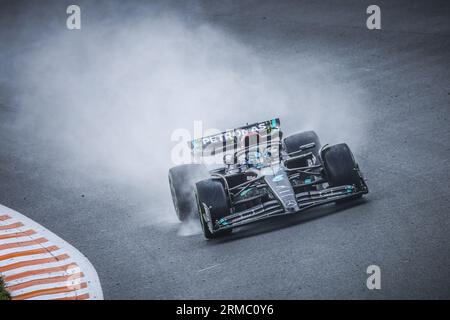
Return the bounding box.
[195,179,232,239]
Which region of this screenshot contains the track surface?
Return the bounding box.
[1,1,450,299]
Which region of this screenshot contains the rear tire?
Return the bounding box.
[321,143,363,203]
[195,179,232,239]
[168,164,208,221]
[284,131,321,168]
[321,143,361,187]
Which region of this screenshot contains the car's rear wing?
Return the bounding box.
[189,118,281,157]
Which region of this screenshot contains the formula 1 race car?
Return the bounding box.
[168,118,368,239]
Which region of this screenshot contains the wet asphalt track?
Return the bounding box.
[1,0,450,299]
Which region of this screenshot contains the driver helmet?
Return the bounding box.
[241,131,263,167]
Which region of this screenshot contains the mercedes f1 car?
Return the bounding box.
[168,118,368,239]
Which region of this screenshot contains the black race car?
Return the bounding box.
[168,118,368,239]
